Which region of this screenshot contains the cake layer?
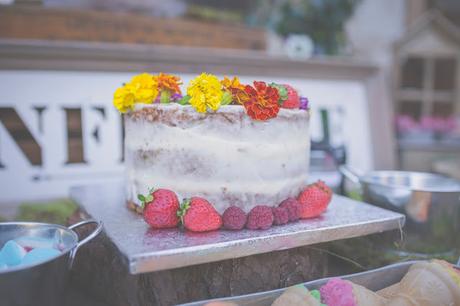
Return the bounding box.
[125,104,310,213]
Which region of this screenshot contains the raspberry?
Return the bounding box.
[272,206,289,225]
[246,205,274,230]
[222,206,247,230]
[279,198,300,222]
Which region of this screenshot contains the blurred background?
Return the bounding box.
[0,0,460,263]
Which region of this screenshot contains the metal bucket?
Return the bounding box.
[0,220,102,306]
[340,166,460,255]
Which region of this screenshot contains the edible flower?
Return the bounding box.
[299,97,309,110]
[222,76,249,105]
[155,73,182,103]
[113,84,136,113]
[243,81,280,121]
[187,73,223,113]
[113,73,158,113]
[222,76,245,92]
[130,73,158,103]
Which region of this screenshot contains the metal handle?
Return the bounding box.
[339,165,362,185]
[68,219,103,269]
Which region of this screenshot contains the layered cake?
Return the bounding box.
[114,73,328,232]
[125,103,310,213]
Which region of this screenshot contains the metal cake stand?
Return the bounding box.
[70,181,405,274]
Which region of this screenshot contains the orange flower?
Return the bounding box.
[155,73,182,95]
[222,76,245,91]
[222,76,249,105]
[243,81,280,121]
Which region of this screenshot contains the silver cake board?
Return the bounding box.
[69,181,405,305]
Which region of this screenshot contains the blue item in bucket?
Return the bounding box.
[21,248,60,266]
[0,252,6,270]
[1,240,27,266]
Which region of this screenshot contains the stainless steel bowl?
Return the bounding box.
[340,166,460,254]
[0,220,102,306]
[339,166,460,216]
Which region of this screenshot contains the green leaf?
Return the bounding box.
[137,194,145,202]
[221,91,232,105]
[178,95,191,105]
[177,198,191,224]
[160,90,171,104]
[145,195,153,202]
[269,83,288,104]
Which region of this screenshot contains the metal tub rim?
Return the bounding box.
[178,260,441,306]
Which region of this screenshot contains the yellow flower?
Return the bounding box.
[187,73,223,113]
[129,73,158,103]
[113,84,136,113]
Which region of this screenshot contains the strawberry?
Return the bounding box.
[281,84,300,109]
[297,180,332,219]
[138,188,180,229]
[178,197,222,232]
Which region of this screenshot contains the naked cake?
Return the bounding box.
[114,73,325,232]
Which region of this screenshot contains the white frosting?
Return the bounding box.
[125,103,310,213]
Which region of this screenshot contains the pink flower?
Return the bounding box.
[420,116,457,134]
[396,115,418,133]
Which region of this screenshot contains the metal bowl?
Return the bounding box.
[340,166,460,213]
[340,166,460,254]
[0,220,102,306]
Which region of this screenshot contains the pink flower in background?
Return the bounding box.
[420,116,457,134]
[395,114,458,137]
[420,116,436,131]
[396,115,418,133]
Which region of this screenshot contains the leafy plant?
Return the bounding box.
[274,0,360,55]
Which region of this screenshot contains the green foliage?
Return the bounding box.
[177,199,191,224]
[160,90,171,104]
[138,187,155,210]
[275,0,360,55]
[16,198,78,225]
[178,95,191,105]
[221,91,233,106]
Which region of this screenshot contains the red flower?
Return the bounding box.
[243,81,280,121]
